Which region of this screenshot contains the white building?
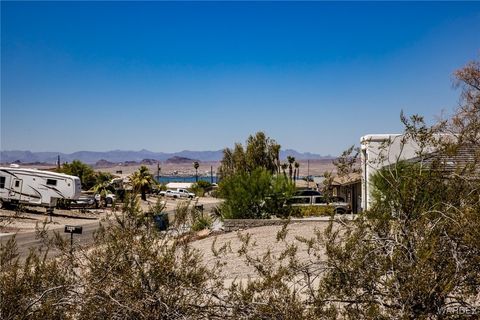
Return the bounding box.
[360,134,437,211]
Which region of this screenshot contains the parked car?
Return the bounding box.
[93,193,116,207]
[69,194,96,209]
[159,189,195,199]
[105,193,116,205]
[287,195,350,214]
[159,189,176,197]
[294,189,321,197]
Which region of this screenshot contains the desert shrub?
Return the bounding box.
[78,195,226,319]
[190,180,212,197]
[295,205,334,217]
[0,238,74,320]
[218,168,294,219]
[191,214,213,231]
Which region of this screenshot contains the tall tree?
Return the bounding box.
[219,131,281,179]
[232,143,247,173]
[287,156,295,182]
[58,160,96,190]
[269,143,281,174]
[281,163,288,179]
[294,161,300,185]
[218,148,234,179]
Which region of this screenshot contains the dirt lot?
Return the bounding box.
[191,221,329,283]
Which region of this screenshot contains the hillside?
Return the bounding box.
[1,149,333,164]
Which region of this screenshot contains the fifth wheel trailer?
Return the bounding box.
[0,166,81,210]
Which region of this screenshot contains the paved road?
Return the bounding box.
[0,219,105,259]
[0,201,220,259]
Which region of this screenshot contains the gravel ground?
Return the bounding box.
[191,221,330,282]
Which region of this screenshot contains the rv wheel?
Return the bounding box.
[335,208,346,215]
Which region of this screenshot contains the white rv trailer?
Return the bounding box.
[359,134,438,211]
[0,166,81,210]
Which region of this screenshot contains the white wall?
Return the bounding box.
[360,134,433,211]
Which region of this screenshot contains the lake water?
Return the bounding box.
[155,175,218,184]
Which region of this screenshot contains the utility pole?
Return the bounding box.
[307,160,310,189]
[210,165,213,184]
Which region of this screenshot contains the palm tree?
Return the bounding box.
[193,161,200,182]
[269,143,281,174]
[90,172,114,207]
[130,166,154,201]
[281,163,288,179]
[294,161,300,185]
[287,156,295,182]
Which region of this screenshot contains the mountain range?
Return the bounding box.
[0,149,333,164]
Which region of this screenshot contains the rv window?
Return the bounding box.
[46,179,57,186]
[0,177,5,189]
[15,181,20,187]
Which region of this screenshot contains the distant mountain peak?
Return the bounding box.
[0,149,330,164]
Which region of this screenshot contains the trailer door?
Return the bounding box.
[10,178,23,201]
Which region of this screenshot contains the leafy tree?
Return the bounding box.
[219,131,281,179]
[91,171,114,197]
[219,148,234,178]
[130,166,155,201]
[58,160,96,189]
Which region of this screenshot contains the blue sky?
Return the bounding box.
[1,1,479,155]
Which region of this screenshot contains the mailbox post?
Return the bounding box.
[64,225,83,254]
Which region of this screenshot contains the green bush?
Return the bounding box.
[293,205,334,217]
[191,181,213,197]
[191,214,212,231]
[218,168,294,219]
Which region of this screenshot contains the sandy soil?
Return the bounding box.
[191,221,329,282]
